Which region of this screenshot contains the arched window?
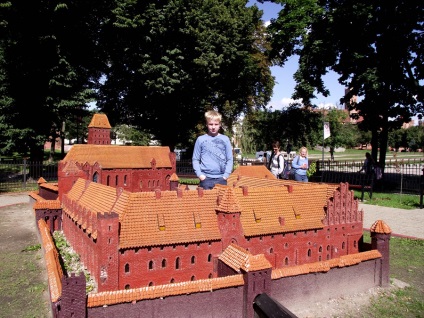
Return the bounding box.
[342,242,345,249]
[125,263,130,273]
[107,175,110,186]
[149,282,154,286]
[269,248,274,254]
[115,175,118,186]
[285,257,289,265]
[175,257,180,269]
[93,172,99,183]
[191,276,195,281]
[162,259,167,268]
[124,175,127,186]
[208,254,212,262]
[319,246,323,253]
[307,249,312,257]
[125,284,130,289]
[170,278,175,283]
[191,256,196,264]
[208,273,213,279]
[149,260,154,270]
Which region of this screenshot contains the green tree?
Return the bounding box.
[113,124,151,146]
[325,108,359,149]
[241,105,322,153]
[0,1,106,161]
[96,0,274,151]
[265,0,424,170]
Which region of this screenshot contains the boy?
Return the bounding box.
[192,110,233,190]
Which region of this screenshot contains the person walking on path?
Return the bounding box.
[330,147,335,161]
[192,110,233,190]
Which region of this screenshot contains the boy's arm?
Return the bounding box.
[192,138,203,178]
[223,137,233,179]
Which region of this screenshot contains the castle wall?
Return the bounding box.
[100,168,173,192]
[118,241,222,289]
[35,208,62,233]
[87,286,245,318]
[83,257,384,318]
[270,259,383,313]
[39,187,58,200]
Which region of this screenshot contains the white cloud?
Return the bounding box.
[316,102,337,109]
[267,97,302,111]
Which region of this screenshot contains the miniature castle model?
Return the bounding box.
[31,114,392,318]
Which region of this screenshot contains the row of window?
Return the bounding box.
[124,254,213,273]
[92,171,162,189]
[123,273,215,290]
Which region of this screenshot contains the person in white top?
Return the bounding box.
[267,141,284,179]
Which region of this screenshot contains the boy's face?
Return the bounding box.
[206,119,220,136]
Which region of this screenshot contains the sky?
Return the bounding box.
[247,0,346,111]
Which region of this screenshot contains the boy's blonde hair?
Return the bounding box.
[205,110,222,123]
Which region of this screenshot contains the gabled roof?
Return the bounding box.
[65,178,121,214]
[88,113,111,129]
[231,165,275,179]
[62,145,173,169]
[227,184,329,236]
[219,243,272,272]
[227,173,339,202]
[119,189,222,249]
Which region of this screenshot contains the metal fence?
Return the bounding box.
[316,158,424,194]
[1,158,422,194]
[0,159,58,192]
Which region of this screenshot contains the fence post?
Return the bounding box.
[23,158,27,190]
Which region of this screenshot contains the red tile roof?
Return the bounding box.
[271,250,382,279]
[88,113,111,129]
[119,189,223,249]
[231,165,276,179]
[62,145,173,169]
[370,220,392,234]
[219,243,272,272]
[65,176,339,249]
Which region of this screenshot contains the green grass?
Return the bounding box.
[348,233,424,318]
[354,190,421,209]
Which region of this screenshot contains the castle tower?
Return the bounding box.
[370,220,391,287]
[96,211,119,292]
[88,113,111,145]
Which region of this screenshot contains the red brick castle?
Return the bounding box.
[31,113,392,318]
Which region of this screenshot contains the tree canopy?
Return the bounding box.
[96,0,274,150]
[0,0,274,158]
[265,0,424,167]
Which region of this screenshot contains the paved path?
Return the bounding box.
[360,203,424,239]
[0,192,422,240]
